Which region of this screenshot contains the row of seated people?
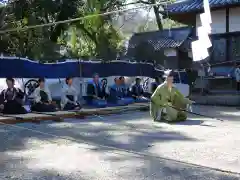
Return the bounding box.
[0,75,151,114]
[0,77,81,114]
[31,78,81,112]
[86,73,149,107]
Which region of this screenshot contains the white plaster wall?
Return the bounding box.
[196,9,226,34]
[164,48,177,56]
[229,7,240,32]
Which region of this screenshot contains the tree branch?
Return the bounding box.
[74,23,98,45]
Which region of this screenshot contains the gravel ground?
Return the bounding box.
[0,105,240,179]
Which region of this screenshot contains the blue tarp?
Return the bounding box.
[0,57,188,84]
[81,61,156,78]
[211,66,235,78]
[0,58,158,78]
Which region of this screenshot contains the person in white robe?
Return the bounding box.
[61,77,81,110]
[31,78,57,112]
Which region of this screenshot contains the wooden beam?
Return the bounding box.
[0,103,150,124]
[167,13,195,25]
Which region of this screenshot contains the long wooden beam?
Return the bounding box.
[0,103,150,125]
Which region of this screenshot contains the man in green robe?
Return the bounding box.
[150,70,194,122]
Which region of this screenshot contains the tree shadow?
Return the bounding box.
[104,154,240,180]
[1,111,237,179]
[191,105,240,122]
[0,112,197,153]
[173,119,216,127]
[48,112,197,153]
[2,143,240,179]
[0,159,89,180]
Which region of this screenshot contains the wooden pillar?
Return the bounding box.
[226,8,230,62]
[225,8,234,89]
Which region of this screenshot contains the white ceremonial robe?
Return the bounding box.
[33,86,52,103]
[61,84,78,109]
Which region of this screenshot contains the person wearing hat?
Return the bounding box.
[0,78,27,114]
[150,70,194,122]
[131,77,149,102]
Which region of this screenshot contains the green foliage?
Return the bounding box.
[162,18,186,29]
[74,0,124,60]
[0,0,124,62]
[0,0,183,62]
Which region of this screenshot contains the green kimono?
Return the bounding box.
[150,82,193,122]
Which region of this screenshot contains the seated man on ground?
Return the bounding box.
[119,76,134,103]
[109,77,121,100]
[119,76,130,97]
[31,78,57,112]
[151,76,162,94]
[61,77,81,110]
[86,73,107,107]
[131,77,149,102]
[109,77,133,105]
[0,78,27,114]
[150,70,194,123]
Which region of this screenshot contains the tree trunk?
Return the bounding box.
[150,0,163,30]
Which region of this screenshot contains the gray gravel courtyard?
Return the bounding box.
[0,105,240,179]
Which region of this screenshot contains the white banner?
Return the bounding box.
[191,40,209,61]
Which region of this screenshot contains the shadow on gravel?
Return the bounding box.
[173,119,216,127]
[191,105,240,122]
[0,111,238,179]
[104,154,240,180]
[0,167,89,180]
[0,112,197,152]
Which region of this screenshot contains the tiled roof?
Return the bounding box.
[128,37,183,50]
[165,0,240,14]
[127,27,192,55]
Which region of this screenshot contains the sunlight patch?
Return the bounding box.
[110,132,140,144]
[0,128,9,133]
[47,122,74,128]
[220,111,240,116]
[6,143,103,173]
[88,122,109,126]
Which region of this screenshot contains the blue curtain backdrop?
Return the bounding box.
[0,57,187,83]
[0,58,157,78]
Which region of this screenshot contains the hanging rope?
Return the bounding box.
[0,1,171,34]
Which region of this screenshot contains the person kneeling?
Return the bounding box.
[150,70,194,123]
[131,78,149,103]
[119,76,135,104]
[0,78,27,114]
[109,77,131,105]
[61,77,81,110]
[31,78,57,112]
[86,73,107,107]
